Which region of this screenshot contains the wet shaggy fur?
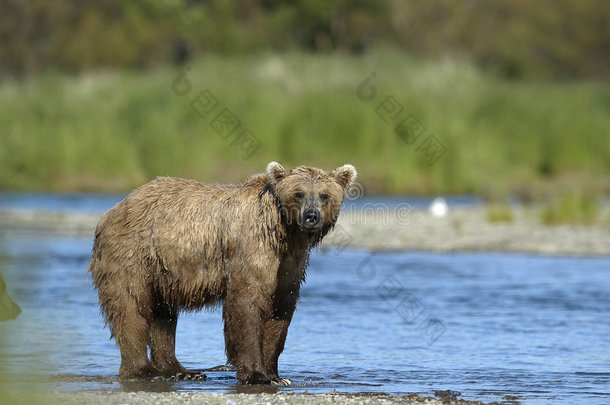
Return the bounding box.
[88,162,357,384]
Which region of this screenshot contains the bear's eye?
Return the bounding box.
[294,191,305,199]
[319,193,330,202]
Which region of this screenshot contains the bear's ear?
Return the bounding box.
[266,161,287,183]
[332,164,357,190]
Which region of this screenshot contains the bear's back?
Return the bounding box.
[91,175,283,283]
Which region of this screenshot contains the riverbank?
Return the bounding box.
[1,204,608,256]
[3,391,510,405]
[331,203,610,256]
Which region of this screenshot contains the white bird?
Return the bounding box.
[429,197,448,218]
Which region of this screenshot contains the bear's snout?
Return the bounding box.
[302,208,321,230]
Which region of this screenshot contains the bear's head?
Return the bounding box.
[265,161,357,234]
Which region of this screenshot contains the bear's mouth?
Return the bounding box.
[300,208,321,232]
[301,223,322,233]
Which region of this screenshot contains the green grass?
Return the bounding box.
[1,48,609,194]
[486,205,515,223]
[540,192,599,226]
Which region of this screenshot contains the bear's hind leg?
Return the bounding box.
[114,303,157,379]
[149,313,181,374]
[223,292,270,384]
[149,313,206,381]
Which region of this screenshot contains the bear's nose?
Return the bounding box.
[303,209,320,226]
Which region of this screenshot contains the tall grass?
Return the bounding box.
[486,205,515,223]
[1,48,609,194]
[541,192,599,225]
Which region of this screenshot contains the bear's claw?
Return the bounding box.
[172,371,207,381]
[271,378,292,386]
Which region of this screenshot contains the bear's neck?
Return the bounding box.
[280,221,334,252]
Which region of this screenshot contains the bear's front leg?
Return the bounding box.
[262,282,299,386]
[223,287,271,384]
[263,317,293,386]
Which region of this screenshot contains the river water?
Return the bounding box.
[0,193,608,404]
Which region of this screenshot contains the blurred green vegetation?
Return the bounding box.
[0,1,609,196]
[0,49,608,195]
[486,205,514,224]
[541,192,600,226]
[2,0,609,80]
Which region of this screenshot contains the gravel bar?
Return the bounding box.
[39,391,503,405]
[1,204,608,256]
[328,204,610,256]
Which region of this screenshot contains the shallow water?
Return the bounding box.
[0,195,609,404]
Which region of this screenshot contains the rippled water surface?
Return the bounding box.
[0,195,608,404]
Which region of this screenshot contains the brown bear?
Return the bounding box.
[88,162,357,384]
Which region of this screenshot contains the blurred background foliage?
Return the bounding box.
[2,0,609,79]
[0,0,609,198]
